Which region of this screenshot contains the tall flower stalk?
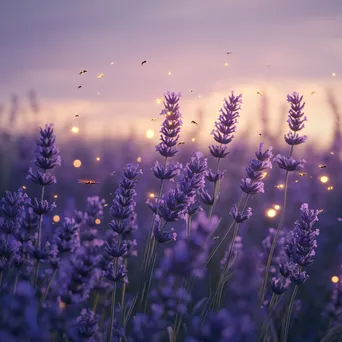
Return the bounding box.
[105,164,141,342]
[137,92,183,312]
[281,203,320,341]
[27,124,61,287]
[260,92,307,304]
[201,92,242,222]
[201,143,273,318]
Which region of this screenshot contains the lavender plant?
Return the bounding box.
[260,93,307,304]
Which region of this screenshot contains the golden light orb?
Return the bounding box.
[71,126,79,134]
[53,215,60,223]
[137,157,142,162]
[73,159,82,168]
[266,209,277,218]
[332,276,339,283]
[156,98,162,104]
[149,193,156,198]
[95,218,101,225]
[146,129,155,139]
[191,137,196,142]
[320,176,329,183]
[96,157,100,161]
[274,205,281,210]
[53,194,58,199]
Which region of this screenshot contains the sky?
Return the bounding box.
[0,0,341,148]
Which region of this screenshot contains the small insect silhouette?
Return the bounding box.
[141,60,147,66]
[226,52,232,55]
[78,179,101,185]
[79,70,88,75]
[178,141,185,145]
[78,86,82,89]
[213,236,220,240]
[257,91,263,96]
[319,165,327,169]
[311,91,316,95]
[151,118,157,122]
[191,120,198,125]
[75,114,79,118]
[298,172,307,176]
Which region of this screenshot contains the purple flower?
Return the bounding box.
[54,217,80,253]
[271,277,291,294]
[240,178,264,195]
[33,124,61,170]
[76,309,98,339]
[153,220,177,243]
[230,205,253,223]
[28,198,56,215]
[285,92,308,146]
[104,262,127,283]
[152,161,182,181]
[274,154,306,171]
[155,92,183,158]
[209,92,242,159]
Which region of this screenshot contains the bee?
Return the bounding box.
[319,165,327,169]
[298,172,307,176]
[178,141,185,145]
[78,179,101,185]
[191,120,198,125]
[141,60,147,66]
[78,85,82,89]
[79,70,88,75]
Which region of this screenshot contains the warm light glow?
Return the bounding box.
[332,72,336,76]
[191,137,196,142]
[59,302,67,310]
[224,62,229,67]
[53,215,60,223]
[146,129,155,139]
[53,194,58,198]
[96,157,100,161]
[71,126,79,134]
[275,184,284,189]
[330,151,335,155]
[168,71,172,75]
[149,193,156,198]
[110,62,114,65]
[332,276,339,283]
[263,172,267,178]
[320,176,329,183]
[22,185,27,190]
[137,157,142,162]
[274,205,281,210]
[295,180,299,183]
[95,218,101,225]
[328,186,334,191]
[266,209,277,218]
[156,98,162,104]
[73,159,82,168]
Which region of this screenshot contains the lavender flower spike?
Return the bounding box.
[209,91,242,159]
[156,91,183,158]
[285,92,308,146]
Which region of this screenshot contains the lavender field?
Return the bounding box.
[0,89,342,342]
[1,1,342,341]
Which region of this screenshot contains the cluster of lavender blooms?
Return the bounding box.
[0,90,337,342]
[272,203,320,293]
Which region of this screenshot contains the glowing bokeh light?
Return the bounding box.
[274,205,281,210]
[266,209,277,218]
[53,215,60,223]
[156,98,162,104]
[95,218,101,225]
[96,157,100,161]
[320,176,329,183]
[224,62,229,67]
[71,126,79,134]
[137,157,142,162]
[168,71,172,75]
[328,186,334,191]
[53,194,58,198]
[191,137,196,142]
[146,129,155,139]
[149,193,156,198]
[332,276,339,283]
[73,159,82,168]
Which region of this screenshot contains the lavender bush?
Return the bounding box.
[0,90,341,342]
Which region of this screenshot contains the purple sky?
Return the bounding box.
[0,0,341,148]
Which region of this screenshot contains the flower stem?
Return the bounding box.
[282,285,298,342]
[260,145,294,305]
[13,271,20,295]
[40,268,58,305]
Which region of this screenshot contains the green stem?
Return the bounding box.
[34,184,45,288]
[120,259,128,324]
[208,156,222,222]
[259,145,294,305]
[92,291,100,312]
[13,271,20,294]
[108,283,117,342]
[282,285,298,342]
[40,268,58,305]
